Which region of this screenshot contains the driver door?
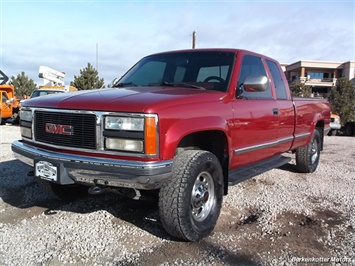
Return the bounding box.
[230,54,280,168]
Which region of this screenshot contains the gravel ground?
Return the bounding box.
[0,124,354,266]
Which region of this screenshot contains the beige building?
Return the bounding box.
[283,60,355,96]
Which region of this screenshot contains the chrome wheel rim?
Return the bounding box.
[310,139,319,164]
[191,171,215,222]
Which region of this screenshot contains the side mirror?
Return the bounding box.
[109,78,120,88]
[243,75,268,92]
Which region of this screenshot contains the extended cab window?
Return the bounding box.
[237,55,271,99]
[266,59,288,100]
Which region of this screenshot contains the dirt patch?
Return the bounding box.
[209,206,350,265]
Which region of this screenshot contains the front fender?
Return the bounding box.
[160,116,231,159]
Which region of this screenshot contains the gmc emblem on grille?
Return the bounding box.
[45,123,73,135]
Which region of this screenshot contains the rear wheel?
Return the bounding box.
[296,129,321,173]
[159,150,224,241]
[36,177,88,201]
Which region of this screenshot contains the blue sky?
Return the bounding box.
[0,0,354,87]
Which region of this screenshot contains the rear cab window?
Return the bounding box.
[266,59,288,100]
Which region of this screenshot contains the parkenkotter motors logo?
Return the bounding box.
[291,257,355,263]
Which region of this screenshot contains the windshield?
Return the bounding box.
[118,51,235,92]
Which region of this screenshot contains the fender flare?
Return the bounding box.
[161,116,231,160]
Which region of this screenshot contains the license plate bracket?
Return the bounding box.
[35,160,58,181]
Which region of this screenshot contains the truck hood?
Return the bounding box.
[22,86,224,112]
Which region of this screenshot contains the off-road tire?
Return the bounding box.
[36,177,88,201]
[296,129,321,173]
[159,150,224,241]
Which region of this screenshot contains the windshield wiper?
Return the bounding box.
[150,81,206,90]
[112,82,136,88]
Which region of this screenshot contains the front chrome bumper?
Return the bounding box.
[12,140,173,190]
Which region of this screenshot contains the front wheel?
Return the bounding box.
[159,150,224,241]
[296,129,321,173]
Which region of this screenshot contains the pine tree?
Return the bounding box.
[328,77,355,125]
[70,63,104,90]
[290,82,312,97]
[9,72,37,98]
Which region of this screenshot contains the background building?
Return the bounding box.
[283,60,355,97]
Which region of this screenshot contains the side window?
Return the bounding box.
[2,92,8,102]
[266,60,288,100]
[237,55,271,99]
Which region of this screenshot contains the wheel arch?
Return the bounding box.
[175,130,230,195]
[314,120,324,151]
[161,117,232,195]
[162,116,231,154]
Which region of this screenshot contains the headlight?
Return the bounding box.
[105,138,143,152]
[105,116,144,131]
[103,114,157,155]
[20,110,33,122]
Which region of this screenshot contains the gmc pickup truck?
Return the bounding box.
[12,49,331,241]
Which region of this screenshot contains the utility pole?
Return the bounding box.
[192,31,196,49]
[96,43,99,72]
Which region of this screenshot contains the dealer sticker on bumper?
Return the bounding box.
[35,161,58,181]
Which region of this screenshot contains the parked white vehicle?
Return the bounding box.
[328,113,341,136]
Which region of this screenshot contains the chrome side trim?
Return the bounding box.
[294,132,311,140]
[234,136,294,155]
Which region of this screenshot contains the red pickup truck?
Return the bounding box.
[12,49,330,241]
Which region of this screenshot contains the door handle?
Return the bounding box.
[273,108,279,115]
